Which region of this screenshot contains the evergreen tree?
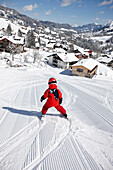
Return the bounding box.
[26,30,35,48]
[69,44,74,52]
[6,24,12,35]
[38,36,41,47]
[18,29,22,37]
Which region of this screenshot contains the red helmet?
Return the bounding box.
[48,77,57,84]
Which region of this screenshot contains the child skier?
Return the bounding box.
[40,77,67,118]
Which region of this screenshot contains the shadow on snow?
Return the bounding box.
[2,107,42,120]
[60,69,72,76]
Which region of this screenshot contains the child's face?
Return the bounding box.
[49,84,57,89]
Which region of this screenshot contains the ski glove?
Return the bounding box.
[40,95,45,102]
[59,98,62,104]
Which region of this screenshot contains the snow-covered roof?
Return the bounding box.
[44,27,50,33]
[55,43,61,47]
[20,27,29,34]
[73,58,98,70]
[0,36,24,45]
[62,44,68,49]
[51,31,57,35]
[54,48,66,53]
[101,54,111,58]
[111,51,113,57]
[96,57,112,63]
[40,37,49,44]
[58,53,79,62]
[46,43,55,48]
[39,33,45,37]
[35,42,40,48]
[84,49,92,54]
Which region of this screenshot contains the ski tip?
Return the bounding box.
[63,115,68,120]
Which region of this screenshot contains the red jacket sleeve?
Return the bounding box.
[43,89,49,98]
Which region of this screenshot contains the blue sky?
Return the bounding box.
[1,0,113,26]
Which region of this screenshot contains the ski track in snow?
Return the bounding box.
[0,67,113,170]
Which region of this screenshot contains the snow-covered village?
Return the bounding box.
[0,3,113,170]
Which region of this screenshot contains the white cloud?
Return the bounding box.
[45,10,51,15]
[100,11,104,14]
[2,2,16,7]
[72,15,77,18]
[2,2,6,7]
[34,13,39,16]
[73,24,78,27]
[92,18,100,21]
[103,19,112,22]
[22,3,38,11]
[61,0,76,7]
[34,4,38,8]
[98,0,113,6]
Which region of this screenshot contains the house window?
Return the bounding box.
[77,68,84,72]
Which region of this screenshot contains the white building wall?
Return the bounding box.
[48,56,69,69]
[48,56,53,64]
[58,60,69,69]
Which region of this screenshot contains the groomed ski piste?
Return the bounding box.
[0,63,113,170]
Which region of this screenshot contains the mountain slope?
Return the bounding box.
[1,5,113,33]
[0,5,73,30]
[0,5,42,28]
[74,23,103,33]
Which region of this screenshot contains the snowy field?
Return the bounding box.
[0,64,113,170]
[90,35,112,42]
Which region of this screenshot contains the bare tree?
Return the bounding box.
[33,49,41,67]
[24,54,29,63]
[8,43,16,61]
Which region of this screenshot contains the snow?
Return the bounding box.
[96,56,112,64]
[90,35,112,42]
[0,51,113,170]
[58,52,79,62]
[60,28,77,33]
[96,63,113,78]
[0,17,21,33]
[0,17,29,35]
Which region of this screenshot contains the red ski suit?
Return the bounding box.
[41,84,66,115]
